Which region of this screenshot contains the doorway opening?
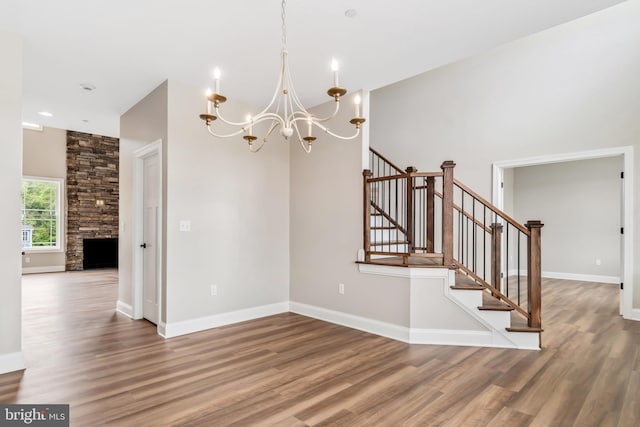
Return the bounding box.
[492,146,634,319]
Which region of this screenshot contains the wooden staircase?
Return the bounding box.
[361,148,544,347]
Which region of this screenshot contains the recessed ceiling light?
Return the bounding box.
[80,83,96,91]
[22,122,43,131]
[82,119,89,123]
[345,9,357,18]
[38,111,53,117]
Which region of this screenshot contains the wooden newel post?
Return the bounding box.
[363,169,373,262]
[426,176,435,253]
[490,223,503,296]
[441,161,456,267]
[526,220,544,329]
[405,167,417,255]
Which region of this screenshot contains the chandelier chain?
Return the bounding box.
[281,0,287,49]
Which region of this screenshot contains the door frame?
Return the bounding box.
[133,140,163,327]
[491,146,634,320]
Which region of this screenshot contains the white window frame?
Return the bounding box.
[21,176,65,253]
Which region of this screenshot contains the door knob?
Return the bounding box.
[140,243,147,248]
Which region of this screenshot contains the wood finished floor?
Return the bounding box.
[1,270,639,426]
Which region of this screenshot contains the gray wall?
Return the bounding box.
[0,29,23,370]
[289,93,483,331]
[164,80,290,323]
[371,2,640,305]
[119,81,168,320]
[289,93,410,327]
[21,127,67,271]
[119,79,290,327]
[513,157,622,279]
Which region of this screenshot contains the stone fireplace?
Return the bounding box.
[66,131,119,271]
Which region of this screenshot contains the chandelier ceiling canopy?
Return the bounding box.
[199,0,365,153]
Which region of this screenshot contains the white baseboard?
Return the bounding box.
[290,301,410,342]
[161,302,290,338]
[158,321,167,337]
[509,270,619,285]
[22,265,65,274]
[542,271,620,284]
[410,328,495,347]
[116,300,134,318]
[290,301,521,348]
[629,308,640,321]
[0,351,25,374]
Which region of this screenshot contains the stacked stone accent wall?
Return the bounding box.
[66,131,119,271]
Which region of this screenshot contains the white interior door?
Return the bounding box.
[142,152,160,324]
[619,170,625,315]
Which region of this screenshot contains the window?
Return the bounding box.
[21,177,63,251]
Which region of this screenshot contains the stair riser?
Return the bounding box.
[448,287,540,350]
[449,289,483,308]
[477,310,511,330]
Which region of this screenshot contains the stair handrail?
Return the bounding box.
[451,177,543,330]
[453,179,530,236]
[364,147,543,330]
[369,147,404,177]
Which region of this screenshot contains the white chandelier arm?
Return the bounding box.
[314,122,361,140]
[263,120,280,140]
[214,107,252,127]
[293,124,312,154]
[248,138,267,153]
[288,111,310,124]
[206,126,246,139]
[298,138,312,153]
[309,102,341,123]
[252,113,286,128]
[212,49,288,128]
[282,53,311,116]
[249,117,282,147]
[292,120,301,140]
[287,71,340,122]
[282,55,341,122]
[251,50,288,119]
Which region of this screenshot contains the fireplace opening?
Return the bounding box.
[83,238,118,269]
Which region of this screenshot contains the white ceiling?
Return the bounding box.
[0,0,627,137]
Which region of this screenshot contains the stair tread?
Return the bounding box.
[358,256,445,268]
[506,326,544,333]
[507,311,544,333]
[452,272,483,290]
[479,304,514,311]
[450,284,484,290]
[479,293,514,311]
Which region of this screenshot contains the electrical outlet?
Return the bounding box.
[179,220,191,232]
[25,257,30,264]
[210,285,217,296]
[339,283,345,295]
[596,259,602,266]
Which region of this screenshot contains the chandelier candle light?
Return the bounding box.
[199,0,365,153]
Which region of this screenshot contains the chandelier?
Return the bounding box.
[199,0,365,153]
